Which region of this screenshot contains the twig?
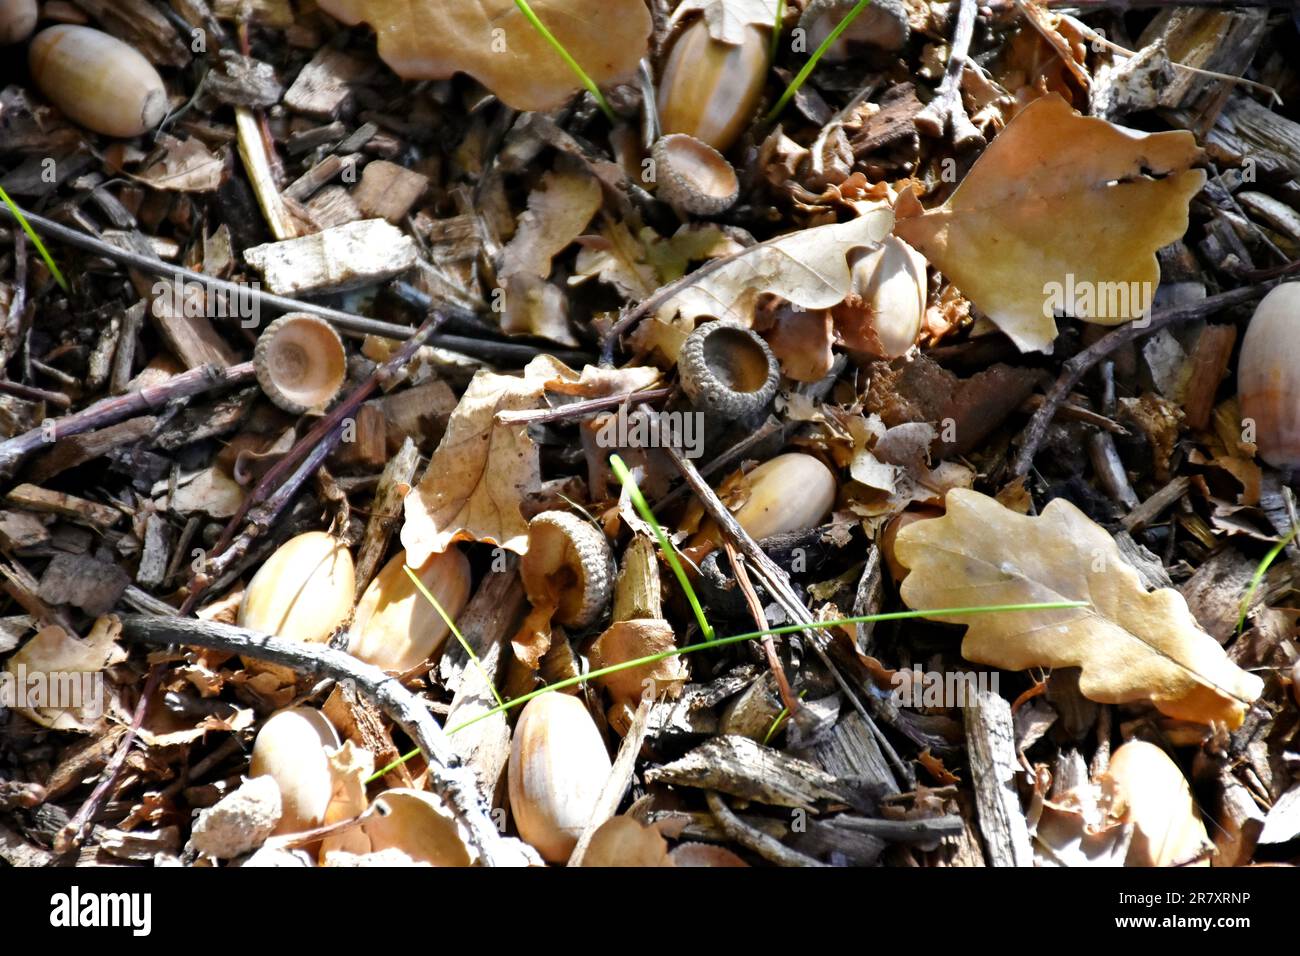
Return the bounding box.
[495,387,672,425]
[191,315,444,606]
[0,361,255,479]
[1010,284,1272,478]
[662,444,912,790]
[914,0,983,149]
[0,203,581,365]
[0,379,71,408]
[722,539,800,717]
[705,790,827,866]
[113,614,522,866]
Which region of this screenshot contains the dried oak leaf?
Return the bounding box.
[402,358,649,562]
[895,489,1264,727]
[588,618,688,713]
[401,356,569,563]
[317,0,651,112]
[892,93,1206,353]
[635,207,894,362]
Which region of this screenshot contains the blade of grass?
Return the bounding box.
[0,186,69,293]
[513,0,616,122]
[769,0,786,64]
[365,598,1089,781]
[1236,526,1299,635]
[762,688,806,745]
[765,0,874,121]
[401,564,504,708]
[610,453,714,641]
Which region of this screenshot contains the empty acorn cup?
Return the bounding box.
[254,313,346,415]
[651,134,740,216]
[678,320,780,423]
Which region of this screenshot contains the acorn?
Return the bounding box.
[657,18,768,153]
[732,452,837,540]
[0,0,37,45]
[254,313,347,415]
[508,693,612,862]
[520,511,614,630]
[358,789,474,867]
[798,0,910,60]
[238,531,355,650]
[347,548,472,673]
[651,134,740,216]
[29,25,168,138]
[1238,283,1300,469]
[249,707,341,835]
[835,236,929,359]
[879,506,943,582]
[1101,741,1211,867]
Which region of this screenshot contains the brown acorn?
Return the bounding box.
[29,25,168,137]
[657,18,768,153]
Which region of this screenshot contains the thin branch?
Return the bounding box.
[705,790,827,867]
[0,361,255,480]
[1010,283,1273,478]
[114,614,523,866]
[0,203,585,365]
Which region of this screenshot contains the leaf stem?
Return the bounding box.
[610,453,714,641]
[513,0,617,122]
[0,185,69,293]
[765,0,874,121]
[364,599,1088,781]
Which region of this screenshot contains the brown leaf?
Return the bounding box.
[401,356,571,563]
[5,616,127,732]
[895,489,1264,726]
[500,164,602,281]
[316,0,651,112]
[587,619,687,712]
[893,93,1205,352]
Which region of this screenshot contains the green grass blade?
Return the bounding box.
[513,0,616,122]
[401,564,504,708]
[769,0,786,64]
[364,598,1089,781]
[765,0,874,121]
[762,688,805,744]
[1236,526,1299,634]
[0,186,69,293]
[610,453,714,641]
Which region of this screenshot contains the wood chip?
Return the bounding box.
[243,219,418,295]
[645,735,850,808]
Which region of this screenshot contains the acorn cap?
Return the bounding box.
[520,511,615,629]
[678,320,780,421]
[799,0,910,56]
[651,134,740,216]
[254,312,346,414]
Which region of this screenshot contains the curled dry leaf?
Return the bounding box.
[402,357,664,564]
[588,618,688,714]
[401,356,564,563]
[895,489,1264,726]
[634,206,894,362]
[672,0,780,44]
[500,164,603,282]
[892,94,1206,353]
[3,616,126,731]
[316,0,651,112]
